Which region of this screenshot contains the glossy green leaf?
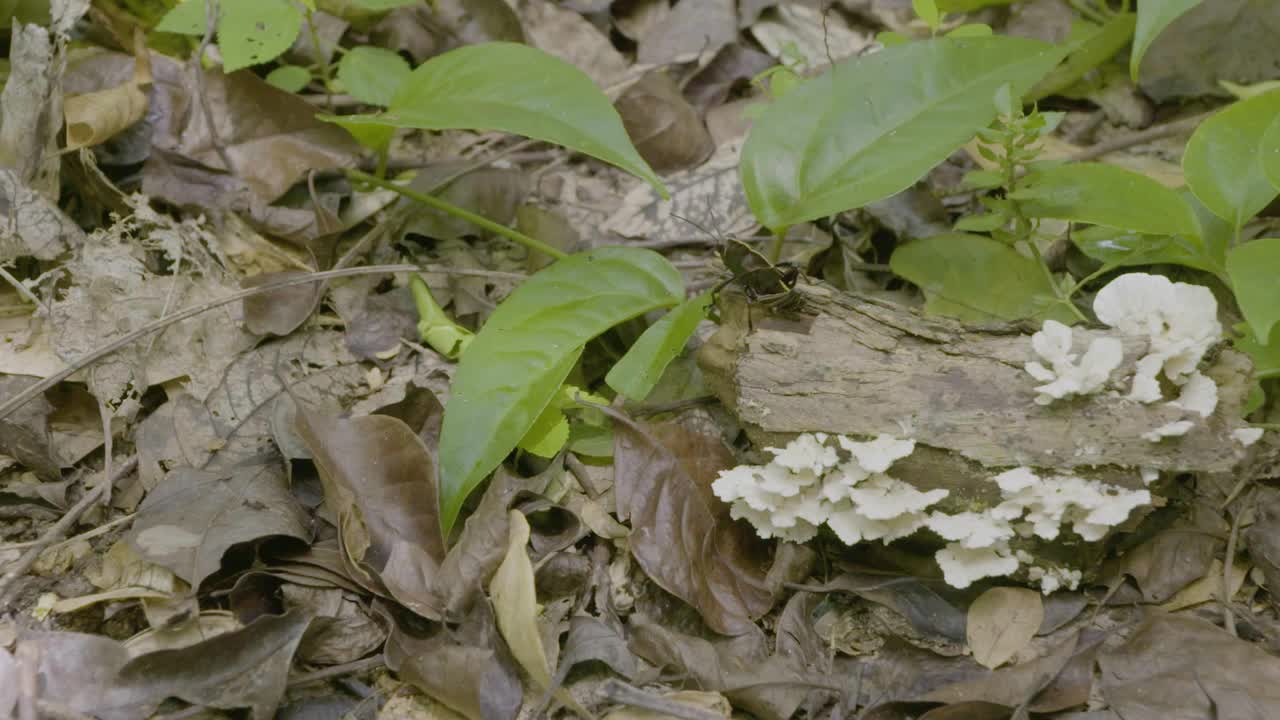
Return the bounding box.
[1071,227,1218,274]
[1184,90,1280,227]
[438,248,684,534]
[740,36,1064,232]
[1027,13,1135,103]
[1227,238,1280,346]
[158,0,302,72]
[890,233,1075,323]
[1260,115,1280,193]
[606,291,713,402]
[265,65,311,93]
[322,43,665,196]
[1131,0,1203,81]
[1012,163,1201,237]
[336,46,411,107]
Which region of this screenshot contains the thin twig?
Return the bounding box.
[0,512,135,552]
[288,654,385,688]
[0,264,47,314]
[0,264,420,422]
[192,0,235,174]
[598,680,725,720]
[0,456,139,609]
[1222,485,1253,637]
[1070,109,1217,163]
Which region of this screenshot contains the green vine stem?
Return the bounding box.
[345,169,568,261]
[767,227,788,265]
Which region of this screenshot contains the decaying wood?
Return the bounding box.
[698,281,1262,507]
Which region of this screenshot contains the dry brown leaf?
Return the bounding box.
[966,587,1043,669]
[683,43,778,113]
[1099,614,1280,719]
[0,21,68,200]
[128,460,309,588]
[1099,527,1219,603]
[1158,558,1250,612]
[0,376,60,479]
[241,271,324,337]
[1138,0,1280,101]
[385,602,523,720]
[295,411,446,618]
[636,0,736,66]
[615,71,715,176]
[611,415,774,636]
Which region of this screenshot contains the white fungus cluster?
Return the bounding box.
[1025,320,1123,405]
[711,433,944,545]
[715,434,1153,592]
[1026,273,1224,441]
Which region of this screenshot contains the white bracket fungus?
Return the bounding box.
[1027,273,1224,440]
[1024,320,1123,404]
[714,436,1153,592]
[1232,428,1265,447]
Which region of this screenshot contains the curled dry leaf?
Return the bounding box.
[615,71,715,176]
[128,460,310,588]
[683,43,778,113]
[19,610,311,720]
[63,29,151,152]
[965,587,1044,669]
[295,410,446,619]
[611,414,774,636]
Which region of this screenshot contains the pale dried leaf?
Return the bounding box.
[615,71,715,175]
[637,0,736,65]
[966,587,1043,669]
[491,510,553,688]
[603,139,755,243]
[749,4,873,68]
[0,169,85,261]
[523,0,631,89]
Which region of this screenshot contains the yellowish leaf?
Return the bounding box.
[966,586,1043,669]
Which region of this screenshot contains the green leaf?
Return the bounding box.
[265,65,311,93]
[1131,0,1203,82]
[1071,227,1218,274]
[1011,163,1201,237]
[890,233,1075,323]
[1184,89,1280,228]
[1027,13,1136,103]
[1260,114,1280,193]
[350,0,419,8]
[321,43,665,197]
[518,405,570,458]
[438,248,684,535]
[1235,326,1280,379]
[913,0,940,31]
[606,291,713,402]
[947,24,993,38]
[336,46,411,107]
[156,0,303,72]
[739,36,1064,232]
[1227,238,1280,347]
[937,0,1015,9]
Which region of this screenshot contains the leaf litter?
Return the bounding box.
[1,1,1279,719]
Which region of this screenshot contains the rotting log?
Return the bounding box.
[698,280,1271,510]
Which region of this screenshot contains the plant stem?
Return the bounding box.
[767,228,787,265]
[345,169,568,261]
